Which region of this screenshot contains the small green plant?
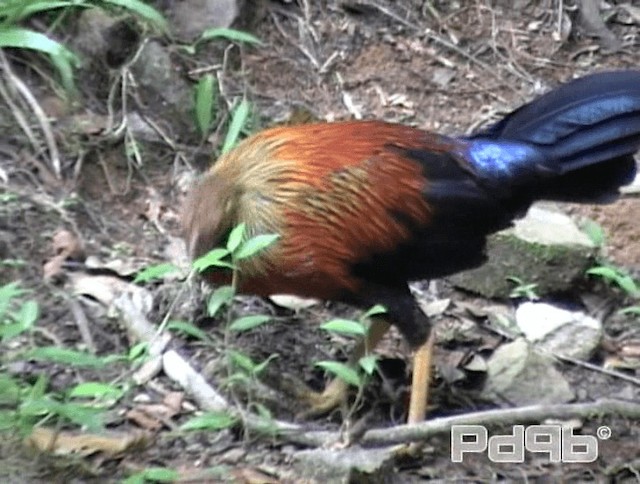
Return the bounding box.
[190,26,260,142]
[221,98,253,154]
[179,223,280,433]
[194,74,217,139]
[122,466,180,484]
[580,218,607,247]
[587,263,640,317]
[619,305,640,316]
[0,282,122,434]
[313,305,386,420]
[181,26,262,56]
[587,264,640,298]
[507,276,539,300]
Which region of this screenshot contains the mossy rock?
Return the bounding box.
[449,206,597,298]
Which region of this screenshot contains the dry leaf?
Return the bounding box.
[269,294,319,311]
[620,4,640,24]
[26,427,149,457]
[229,467,280,484]
[43,229,84,280]
[69,273,153,311]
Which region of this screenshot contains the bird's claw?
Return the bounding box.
[287,377,350,420]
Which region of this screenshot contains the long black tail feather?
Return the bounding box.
[463,70,640,202]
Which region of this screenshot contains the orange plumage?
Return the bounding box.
[183,71,640,422]
[185,121,450,301]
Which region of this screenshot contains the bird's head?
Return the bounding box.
[181,172,237,260]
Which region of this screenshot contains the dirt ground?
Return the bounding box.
[1,1,640,482]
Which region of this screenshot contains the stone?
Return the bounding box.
[292,446,395,483]
[449,205,596,298]
[482,338,574,405]
[515,302,602,360]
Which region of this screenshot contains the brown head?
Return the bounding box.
[181,172,237,260]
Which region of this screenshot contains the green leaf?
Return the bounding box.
[316,361,362,387]
[207,285,235,318]
[16,300,38,326]
[103,0,169,32]
[358,354,378,375]
[229,350,257,373]
[29,375,47,401]
[21,398,104,431]
[226,223,246,253]
[192,248,233,271]
[229,351,277,375]
[252,354,278,375]
[167,320,210,341]
[581,219,606,247]
[619,306,640,315]
[139,468,179,483]
[68,382,124,400]
[587,266,618,279]
[25,347,119,368]
[1,297,38,341]
[234,234,279,260]
[222,99,251,154]
[0,281,24,320]
[2,2,83,22]
[361,304,387,320]
[249,402,278,437]
[195,74,216,137]
[128,342,149,362]
[0,27,80,93]
[228,315,271,332]
[199,27,262,45]
[181,411,237,431]
[134,263,179,283]
[587,266,640,297]
[617,274,639,297]
[0,374,21,406]
[320,319,366,336]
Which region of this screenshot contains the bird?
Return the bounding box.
[182,70,640,425]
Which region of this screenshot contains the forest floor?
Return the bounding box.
[1,1,640,482]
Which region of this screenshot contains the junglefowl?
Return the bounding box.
[183,70,640,424]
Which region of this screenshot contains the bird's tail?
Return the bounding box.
[463,70,640,203]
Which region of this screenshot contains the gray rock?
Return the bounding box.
[130,41,197,141]
[482,338,574,405]
[515,302,602,360]
[292,446,395,483]
[449,205,596,298]
[168,0,241,42]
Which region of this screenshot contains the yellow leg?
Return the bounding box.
[389,330,435,458]
[298,318,391,418]
[407,330,435,424]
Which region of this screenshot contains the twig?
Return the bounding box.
[67,296,97,354]
[354,399,640,446]
[0,50,61,178]
[270,12,321,70]
[0,65,40,155]
[556,353,640,387]
[370,3,520,93]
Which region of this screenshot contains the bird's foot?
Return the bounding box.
[290,377,350,420]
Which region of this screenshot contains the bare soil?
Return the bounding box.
[1,1,640,482]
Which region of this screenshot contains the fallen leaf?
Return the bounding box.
[25,427,149,457]
[269,294,319,311]
[620,4,640,24]
[69,273,153,311]
[43,229,84,280]
[230,467,280,484]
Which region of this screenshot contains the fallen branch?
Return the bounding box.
[353,399,640,446]
[114,290,640,449]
